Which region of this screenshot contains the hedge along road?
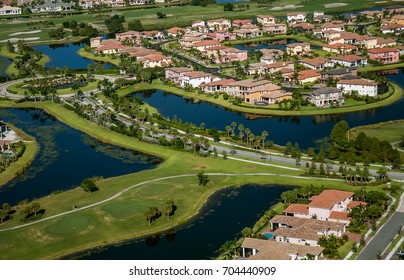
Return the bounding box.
[0,171,344,233]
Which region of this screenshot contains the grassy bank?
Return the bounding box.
[0,46,49,77]
[358,62,404,73]
[0,123,38,187]
[0,100,376,259]
[350,120,404,143]
[77,48,121,67]
[130,80,403,117]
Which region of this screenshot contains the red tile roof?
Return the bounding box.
[329,211,350,220]
[347,201,368,209]
[308,190,354,209]
[284,203,309,215]
[368,47,399,54]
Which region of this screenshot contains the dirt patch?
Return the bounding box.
[271,5,303,11]
[10,30,41,36]
[243,166,256,170]
[192,165,207,169]
[393,0,404,2]
[323,3,348,8]
[0,37,39,42]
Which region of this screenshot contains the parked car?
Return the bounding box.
[397,250,404,257]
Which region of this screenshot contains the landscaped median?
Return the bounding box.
[129,80,404,117]
[0,100,387,260]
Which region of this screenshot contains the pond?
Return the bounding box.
[0,55,12,77]
[131,69,404,149]
[0,108,161,206]
[32,41,112,70]
[73,184,291,260]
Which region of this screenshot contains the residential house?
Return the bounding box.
[96,42,124,54]
[286,69,321,84]
[307,87,344,107]
[337,78,378,97]
[242,83,283,104]
[368,47,400,64]
[166,27,186,37]
[381,23,404,34]
[0,5,21,15]
[269,215,346,246]
[193,40,221,52]
[116,31,141,44]
[260,49,284,62]
[376,38,397,48]
[207,18,231,31]
[191,20,207,32]
[200,79,236,94]
[140,54,172,68]
[321,21,345,32]
[234,24,263,39]
[290,22,314,32]
[90,37,103,48]
[260,91,292,105]
[331,55,367,67]
[313,11,333,24]
[248,61,294,75]
[323,43,358,55]
[286,12,306,24]
[286,43,310,56]
[320,68,358,82]
[263,23,287,34]
[130,0,153,5]
[141,30,164,40]
[232,19,252,27]
[257,15,277,25]
[299,57,334,70]
[30,2,74,13]
[207,30,236,41]
[205,46,247,63]
[382,5,404,14]
[165,67,192,83]
[390,14,404,25]
[226,79,273,97]
[284,189,367,223]
[359,10,383,19]
[241,238,324,260]
[180,71,213,88]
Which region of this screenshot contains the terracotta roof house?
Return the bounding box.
[180,71,213,88]
[323,43,358,55]
[165,67,193,83]
[241,238,324,260]
[287,12,306,24]
[286,69,320,84]
[368,47,400,64]
[269,215,346,246]
[200,78,236,94]
[286,42,311,56]
[257,15,277,25]
[299,57,334,70]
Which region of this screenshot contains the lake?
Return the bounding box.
[131,69,404,149]
[32,41,112,70]
[0,56,12,77]
[0,108,161,206]
[73,184,291,260]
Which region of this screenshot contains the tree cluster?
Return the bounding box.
[330,121,401,168]
[80,178,99,193]
[197,171,209,186]
[105,14,125,34]
[280,185,324,205]
[128,19,144,31]
[20,202,42,221]
[48,27,65,40]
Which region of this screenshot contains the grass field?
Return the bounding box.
[351,120,404,143]
[129,80,403,117]
[77,48,121,66]
[0,100,394,259]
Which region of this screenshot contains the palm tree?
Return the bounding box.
[245,128,251,144]
[225,125,232,137]
[261,130,268,149]
[231,121,237,135]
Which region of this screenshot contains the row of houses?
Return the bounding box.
[241,189,367,260]
[165,68,293,105]
[90,37,172,68]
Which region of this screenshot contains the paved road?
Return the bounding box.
[356,192,404,260]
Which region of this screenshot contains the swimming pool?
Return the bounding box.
[263,232,274,239]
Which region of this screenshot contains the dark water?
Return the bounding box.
[235,39,321,52]
[75,184,291,260]
[131,69,404,149]
[0,108,161,206]
[0,56,12,76]
[33,41,112,70]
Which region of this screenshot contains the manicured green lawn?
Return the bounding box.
[351,120,404,143]
[77,48,121,66]
[0,46,49,76]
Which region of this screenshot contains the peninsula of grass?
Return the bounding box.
[0,124,38,187]
[350,120,404,143]
[77,48,121,67]
[0,100,396,259]
[129,80,403,117]
[0,46,49,77]
[6,80,100,96]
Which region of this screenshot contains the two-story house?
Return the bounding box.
[368,47,400,64]
[307,87,344,107]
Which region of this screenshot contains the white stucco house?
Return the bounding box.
[337,79,378,97]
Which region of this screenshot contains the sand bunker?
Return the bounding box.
[375,1,388,3]
[10,30,41,36]
[271,5,303,11]
[0,37,40,43]
[393,0,404,2]
[324,3,348,8]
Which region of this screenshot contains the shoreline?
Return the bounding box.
[0,121,38,187]
[130,80,403,117]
